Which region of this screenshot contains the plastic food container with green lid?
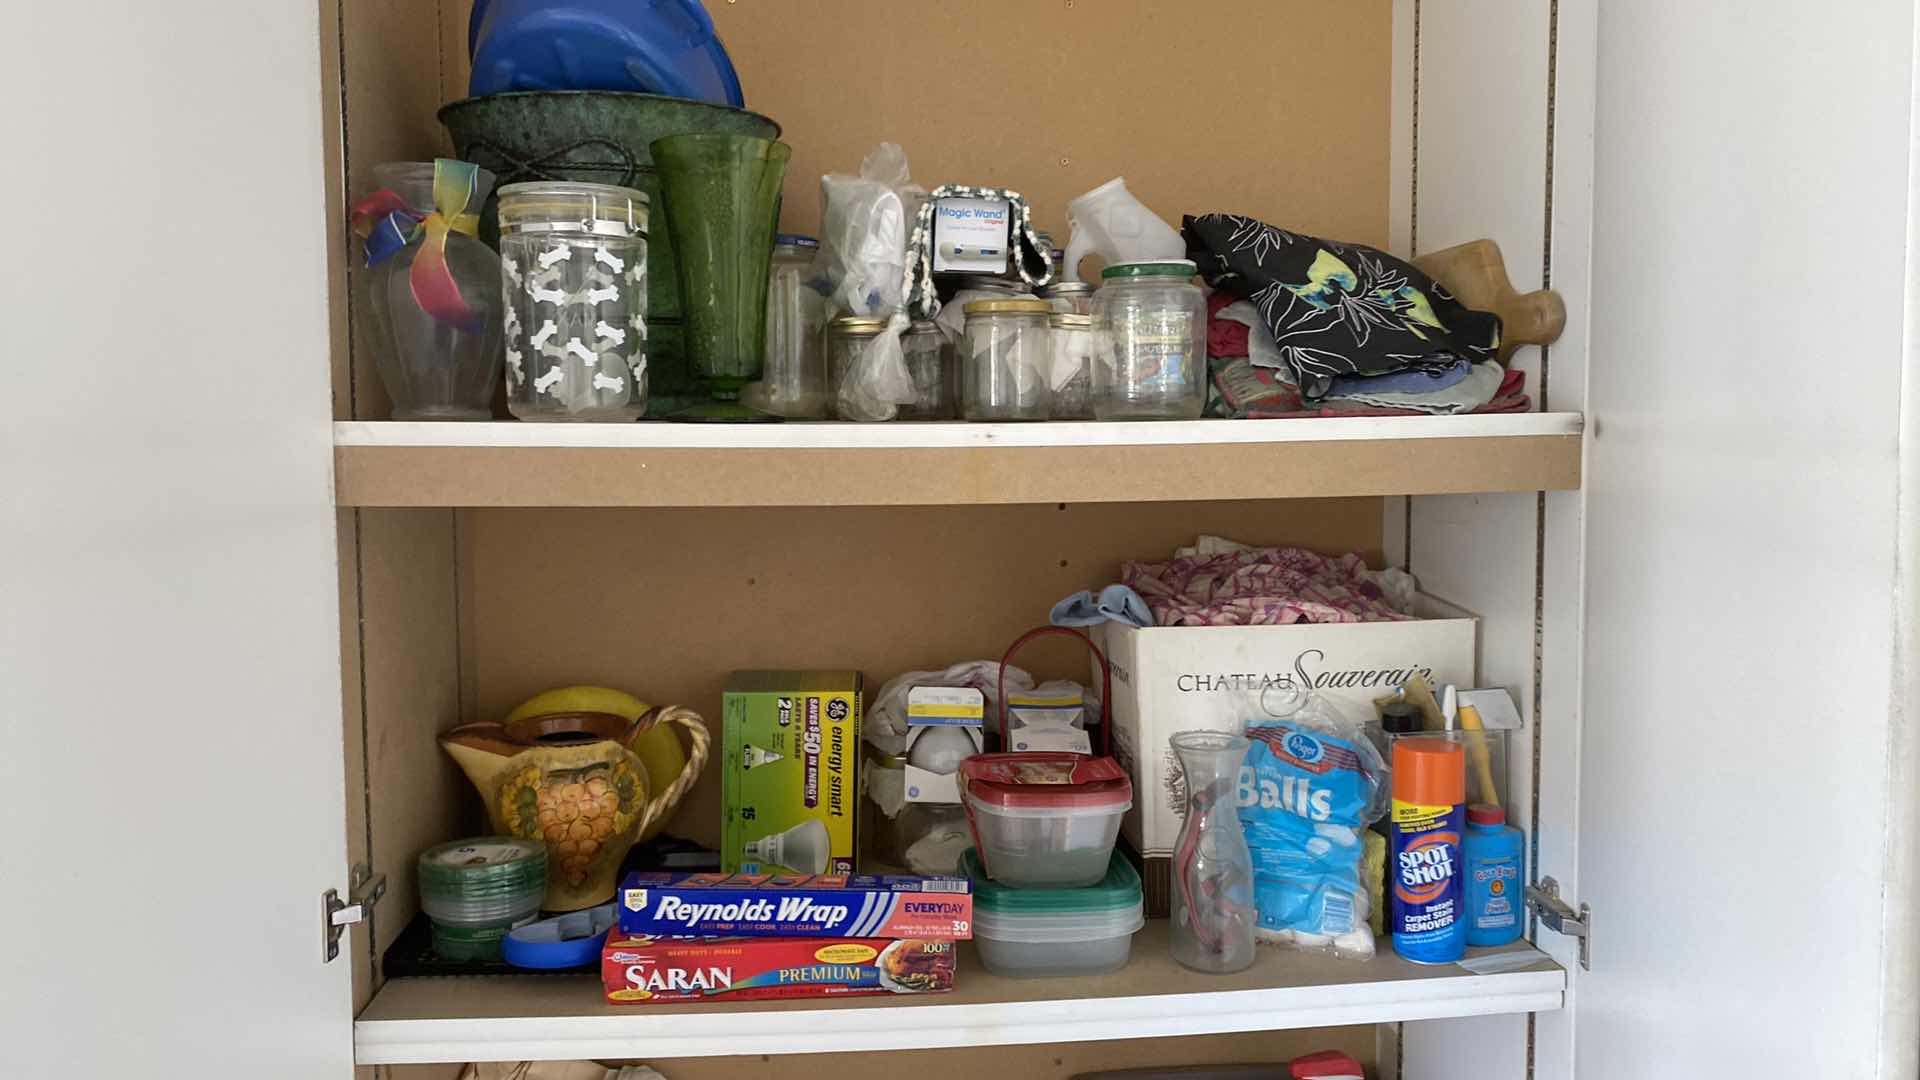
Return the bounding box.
[965,848,1145,978]
[418,837,548,962]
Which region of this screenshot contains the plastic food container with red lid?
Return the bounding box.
[960,751,1133,887]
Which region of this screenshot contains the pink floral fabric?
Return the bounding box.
[1122,546,1412,627]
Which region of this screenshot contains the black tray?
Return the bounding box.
[380,834,717,978]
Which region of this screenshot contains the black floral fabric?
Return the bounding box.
[1183,213,1502,401]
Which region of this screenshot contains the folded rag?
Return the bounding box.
[1328,357,1471,397]
[1324,359,1504,414]
[1050,584,1154,629]
[1124,546,1413,626]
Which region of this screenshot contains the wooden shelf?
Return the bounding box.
[333,414,1584,508]
[354,924,1564,1065]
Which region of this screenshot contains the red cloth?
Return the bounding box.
[1207,290,1250,358]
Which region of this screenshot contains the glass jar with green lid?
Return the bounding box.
[1090,259,1207,420]
[961,298,1053,421]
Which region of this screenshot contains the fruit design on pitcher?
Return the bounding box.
[499,759,645,887]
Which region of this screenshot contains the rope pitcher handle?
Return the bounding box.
[995,625,1113,757]
[634,706,710,837]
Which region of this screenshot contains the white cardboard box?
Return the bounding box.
[1095,595,1477,867]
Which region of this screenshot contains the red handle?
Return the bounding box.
[995,625,1112,757]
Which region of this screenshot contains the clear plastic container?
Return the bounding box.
[497,181,649,421]
[1091,259,1207,420]
[966,849,1144,978]
[751,234,829,418]
[900,320,955,419]
[1049,313,1094,419]
[827,315,886,421]
[959,752,1132,887]
[961,298,1053,421]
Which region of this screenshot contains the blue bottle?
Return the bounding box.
[1464,803,1526,946]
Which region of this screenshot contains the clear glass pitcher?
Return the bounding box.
[1169,730,1258,973]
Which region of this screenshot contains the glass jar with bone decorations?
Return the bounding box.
[497,182,650,421]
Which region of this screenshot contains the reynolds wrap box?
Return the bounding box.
[619,871,973,938]
[602,935,957,1003]
[723,671,862,875]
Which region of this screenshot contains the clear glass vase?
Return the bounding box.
[1169,730,1258,973]
[365,162,503,420]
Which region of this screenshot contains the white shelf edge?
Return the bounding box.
[335,413,1584,451]
[353,966,1566,1066]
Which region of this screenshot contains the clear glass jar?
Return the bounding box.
[828,316,886,421]
[1048,313,1094,419]
[1091,259,1208,420]
[899,321,955,420]
[750,234,829,418]
[961,299,1053,421]
[1038,280,1095,315]
[497,181,649,421]
[364,162,504,420]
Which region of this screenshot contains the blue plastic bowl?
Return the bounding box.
[469,0,744,107]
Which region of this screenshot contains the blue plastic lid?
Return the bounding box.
[501,903,617,970]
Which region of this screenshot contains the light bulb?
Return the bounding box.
[740,743,784,770]
[907,727,976,774]
[744,819,832,874]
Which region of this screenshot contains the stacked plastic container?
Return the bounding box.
[957,629,1146,978]
[417,837,548,961]
[965,849,1145,977]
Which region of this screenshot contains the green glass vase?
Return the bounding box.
[650,134,792,421]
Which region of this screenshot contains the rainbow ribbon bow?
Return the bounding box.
[351,158,485,333]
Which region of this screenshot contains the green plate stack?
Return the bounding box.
[418,837,548,962]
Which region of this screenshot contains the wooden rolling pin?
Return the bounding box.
[1413,239,1567,364]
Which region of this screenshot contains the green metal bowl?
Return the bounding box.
[439,91,782,413]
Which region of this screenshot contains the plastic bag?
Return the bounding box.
[1232,684,1388,958]
[817,144,916,316]
[818,144,925,420]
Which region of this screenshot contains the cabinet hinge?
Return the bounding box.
[1524,876,1590,970]
[322,863,386,963]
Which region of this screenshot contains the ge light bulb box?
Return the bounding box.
[723,670,862,876]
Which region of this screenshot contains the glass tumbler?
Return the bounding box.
[497,181,649,421]
[748,234,829,418]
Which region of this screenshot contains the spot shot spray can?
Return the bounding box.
[1390,737,1467,963]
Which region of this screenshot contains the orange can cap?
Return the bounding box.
[1392,737,1466,805]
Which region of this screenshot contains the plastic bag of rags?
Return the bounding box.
[1235,686,1387,958]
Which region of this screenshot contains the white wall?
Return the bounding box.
[0,4,352,1076]
[1578,2,1916,1076]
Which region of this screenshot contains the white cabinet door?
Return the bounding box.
[1573,1,1919,1077]
[0,4,352,1077]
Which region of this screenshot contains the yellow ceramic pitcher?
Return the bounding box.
[441,706,708,911]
